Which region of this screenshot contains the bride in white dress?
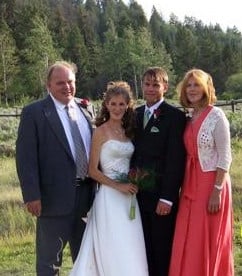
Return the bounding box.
[69,81,148,276]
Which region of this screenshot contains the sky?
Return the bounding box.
[129,0,242,32]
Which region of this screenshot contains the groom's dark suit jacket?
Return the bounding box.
[132,101,186,211]
[132,101,186,276]
[16,94,95,217]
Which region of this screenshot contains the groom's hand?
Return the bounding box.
[155,201,171,216]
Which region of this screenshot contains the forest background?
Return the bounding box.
[0,0,242,275]
[1,0,242,106]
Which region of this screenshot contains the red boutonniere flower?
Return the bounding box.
[80,98,89,108]
[153,109,161,119]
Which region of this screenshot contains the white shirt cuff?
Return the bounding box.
[159,198,173,206]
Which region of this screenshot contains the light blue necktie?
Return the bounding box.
[143,109,151,128]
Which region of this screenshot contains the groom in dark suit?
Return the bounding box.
[16,61,95,275]
[132,67,186,276]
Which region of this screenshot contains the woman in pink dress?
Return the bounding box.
[169,69,234,276]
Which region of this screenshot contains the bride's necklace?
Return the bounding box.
[113,128,124,137]
[110,125,125,138]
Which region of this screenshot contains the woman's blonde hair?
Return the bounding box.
[178,68,217,108]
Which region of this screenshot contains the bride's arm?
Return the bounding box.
[88,129,137,194]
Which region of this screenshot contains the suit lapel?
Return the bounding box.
[43,95,73,159]
[149,102,163,124]
[136,105,146,129]
[141,101,167,130]
[75,99,94,134]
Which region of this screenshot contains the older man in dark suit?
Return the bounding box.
[132,67,186,276]
[16,61,95,275]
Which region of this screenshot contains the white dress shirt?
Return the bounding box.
[50,94,91,161]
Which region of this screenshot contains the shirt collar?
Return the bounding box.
[145,98,163,114]
[49,93,76,111]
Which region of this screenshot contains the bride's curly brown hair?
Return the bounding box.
[95,81,135,139]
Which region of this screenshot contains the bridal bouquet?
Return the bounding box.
[115,167,155,220]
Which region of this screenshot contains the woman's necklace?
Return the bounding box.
[191,107,206,122]
[113,128,124,137]
[108,121,125,138]
[109,124,125,138]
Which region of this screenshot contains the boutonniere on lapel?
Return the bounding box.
[80,98,90,108]
[153,108,162,120]
[77,98,96,124]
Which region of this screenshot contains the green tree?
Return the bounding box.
[223,73,242,99]
[171,24,198,81]
[223,28,242,77]
[149,7,166,43]
[19,15,60,99]
[0,20,19,105]
[116,27,173,98]
[1,0,242,104]
[101,20,123,80]
[63,25,89,97]
[115,0,131,36]
[128,0,148,31]
[196,26,225,92]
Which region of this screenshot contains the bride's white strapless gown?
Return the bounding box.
[69,140,148,276]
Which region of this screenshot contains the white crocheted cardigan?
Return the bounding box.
[197,106,232,172]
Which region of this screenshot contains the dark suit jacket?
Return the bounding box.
[132,101,186,211]
[16,95,95,216]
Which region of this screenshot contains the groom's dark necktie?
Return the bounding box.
[66,105,88,179]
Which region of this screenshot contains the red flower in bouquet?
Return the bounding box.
[127,167,155,219]
[114,167,155,220]
[128,168,154,190]
[128,168,152,219]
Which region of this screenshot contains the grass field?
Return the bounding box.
[0,105,242,275]
[0,141,241,275]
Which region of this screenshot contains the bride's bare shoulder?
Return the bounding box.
[92,123,109,143]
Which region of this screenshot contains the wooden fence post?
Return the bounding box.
[231,100,235,112]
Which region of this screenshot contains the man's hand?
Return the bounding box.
[25,200,42,217]
[156,201,172,216]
